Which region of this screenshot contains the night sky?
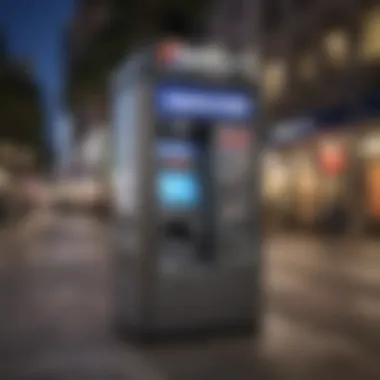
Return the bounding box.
[0,0,75,151]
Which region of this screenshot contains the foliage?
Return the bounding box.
[66,0,210,111]
[0,60,46,170]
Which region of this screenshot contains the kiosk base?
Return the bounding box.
[114,318,259,345]
[113,252,260,344]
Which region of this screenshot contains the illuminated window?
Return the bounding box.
[359,133,380,157]
[262,152,289,202]
[360,6,380,61]
[323,29,350,67]
[262,60,287,101]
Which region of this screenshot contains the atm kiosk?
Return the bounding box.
[110,41,260,340]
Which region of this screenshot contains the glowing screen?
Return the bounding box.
[156,138,200,210]
[157,170,200,209]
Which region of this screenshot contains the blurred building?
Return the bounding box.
[65,0,380,131]
[253,0,380,237]
[206,0,379,118]
[192,0,380,237]
[255,0,379,120]
[64,0,380,237]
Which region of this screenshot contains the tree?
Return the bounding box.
[66,0,212,134]
[0,58,48,171]
[0,28,8,63]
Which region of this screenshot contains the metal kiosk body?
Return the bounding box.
[110,41,260,340]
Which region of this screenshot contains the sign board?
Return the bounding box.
[318,141,347,175]
[155,84,254,121]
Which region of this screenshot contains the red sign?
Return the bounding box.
[318,142,346,175]
[156,40,182,64]
[218,127,250,149]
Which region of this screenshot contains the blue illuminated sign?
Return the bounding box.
[155,84,254,121]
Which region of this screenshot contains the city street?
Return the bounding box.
[0,211,379,379]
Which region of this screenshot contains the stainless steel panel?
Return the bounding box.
[153,263,257,330]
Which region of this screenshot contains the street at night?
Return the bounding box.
[0,0,380,379]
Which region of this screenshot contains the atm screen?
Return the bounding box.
[157,169,200,210]
[156,138,201,210]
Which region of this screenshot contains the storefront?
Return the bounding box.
[262,150,292,229]
[263,112,354,234]
[263,117,318,231]
[314,133,350,234]
[263,90,380,237]
[353,90,380,236]
[358,129,380,234]
[290,147,319,229]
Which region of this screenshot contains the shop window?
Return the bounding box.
[262,151,293,224]
[262,59,287,102]
[360,6,380,62]
[322,29,350,68]
[359,134,380,157]
[292,154,319,225]
[262,152,288,201]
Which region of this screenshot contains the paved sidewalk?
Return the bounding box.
[0,212,165,380]
[2,218,378,379]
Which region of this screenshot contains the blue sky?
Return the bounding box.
[0,0,75,150]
